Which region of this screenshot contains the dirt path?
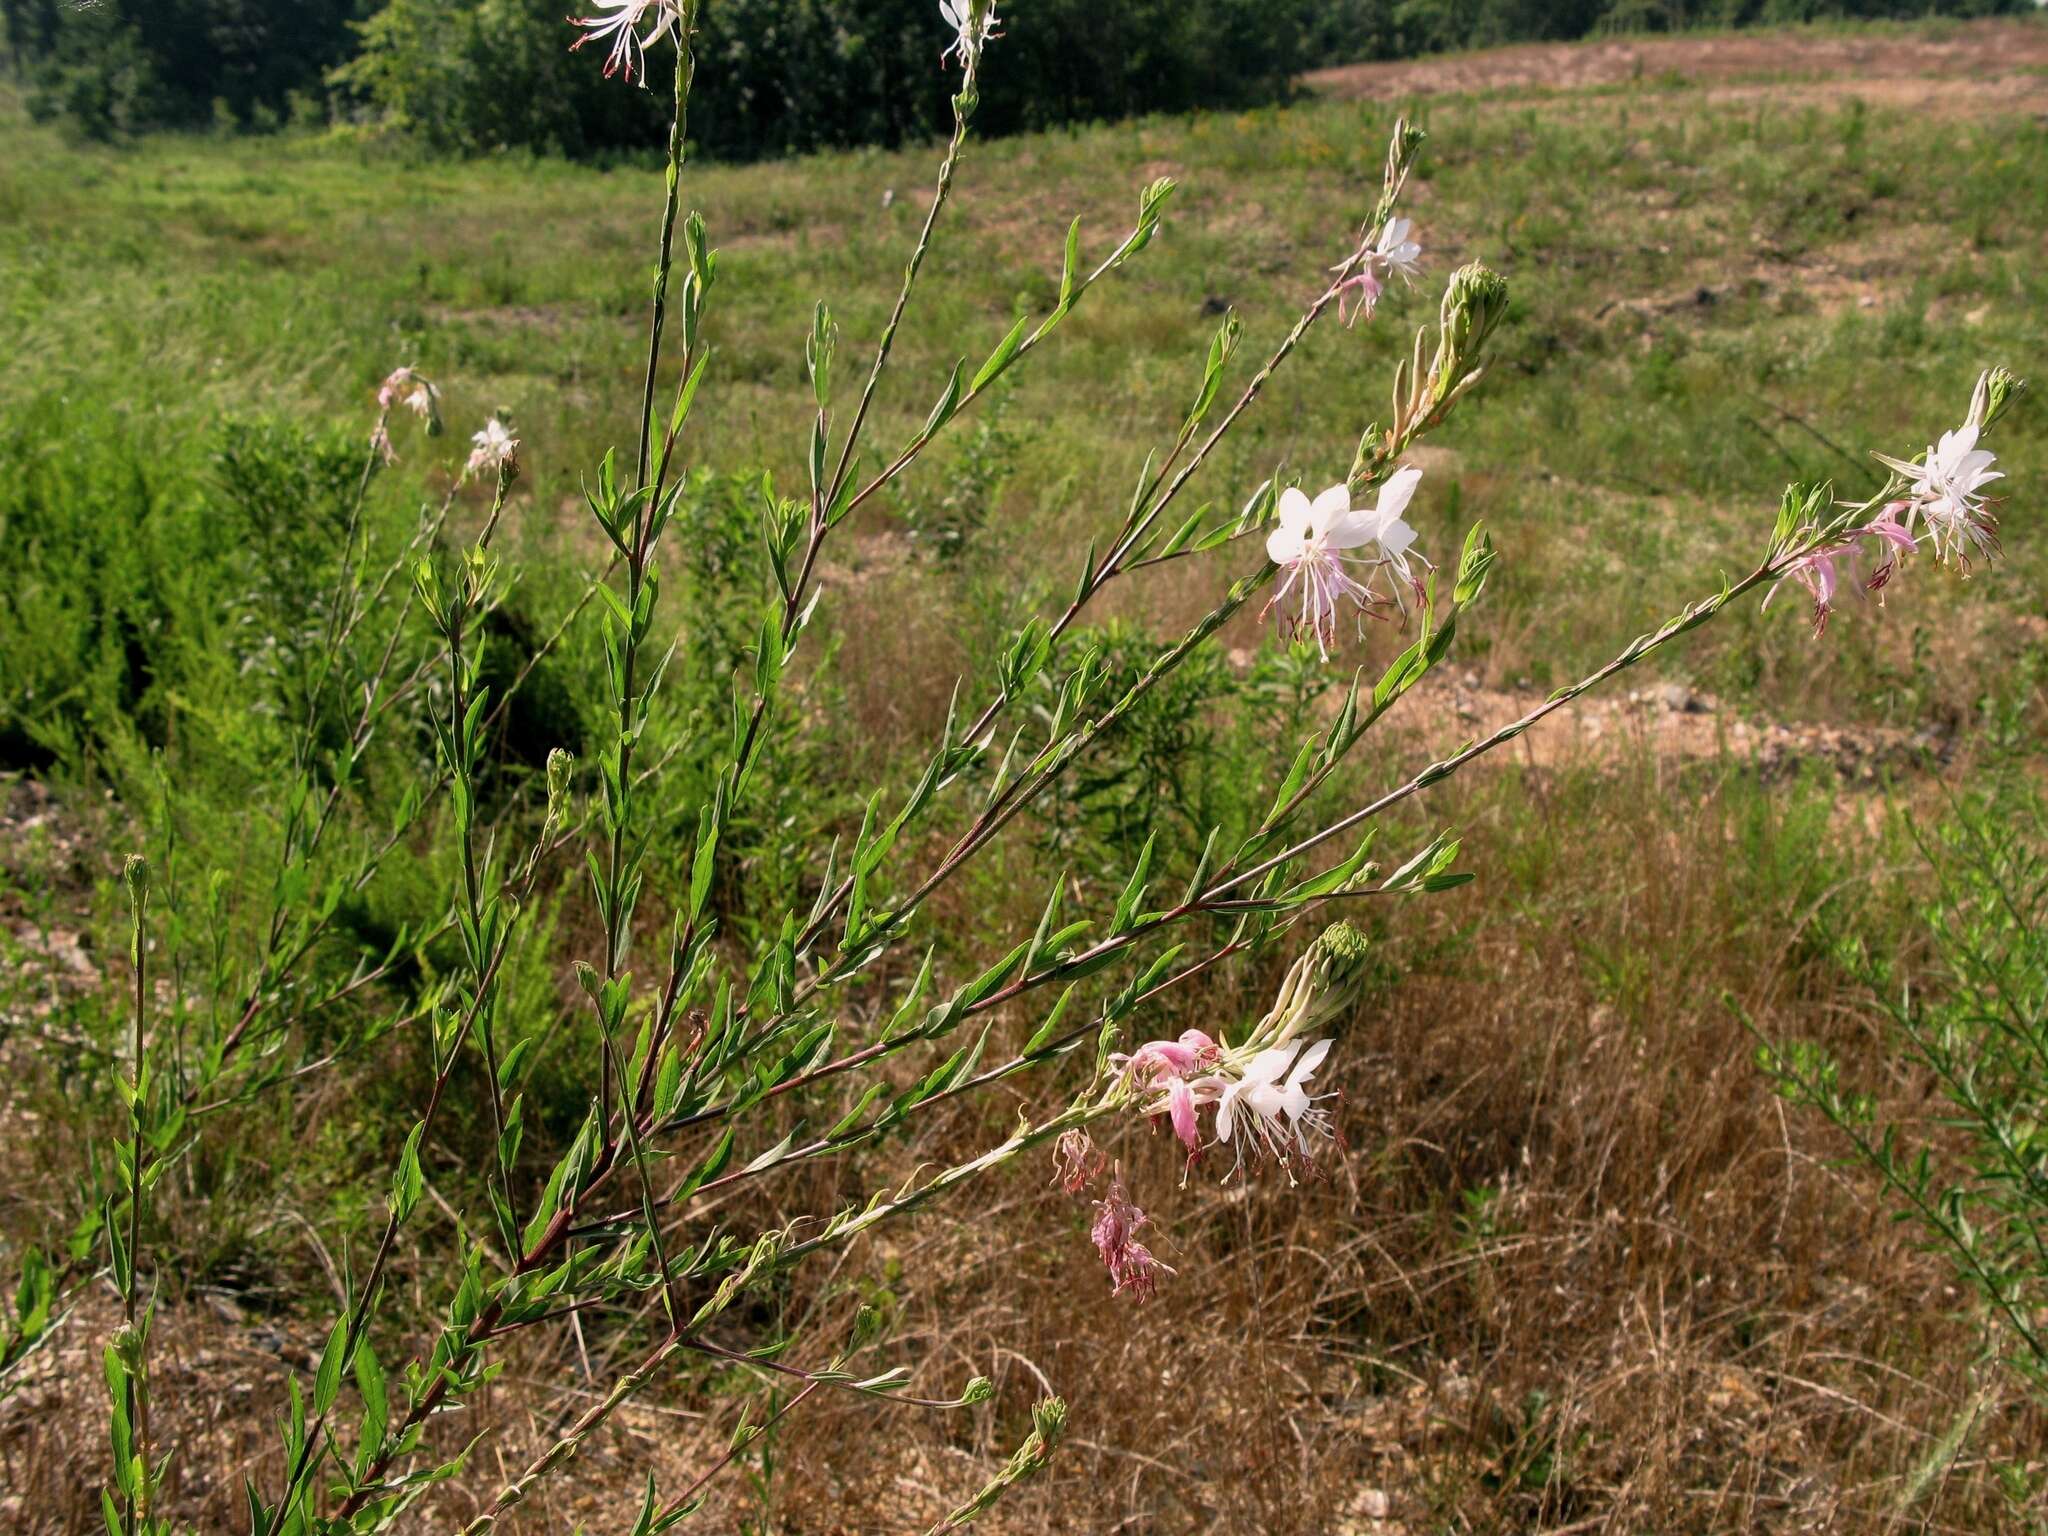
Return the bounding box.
[1303,17,2048,112]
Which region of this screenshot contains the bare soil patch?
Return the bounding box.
[1304,18,2048,113]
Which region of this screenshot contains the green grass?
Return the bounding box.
[3,43,2043,752]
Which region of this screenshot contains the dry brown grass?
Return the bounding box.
[7,738,2044,1534]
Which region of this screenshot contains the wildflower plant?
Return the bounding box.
[5,5,2026,1530]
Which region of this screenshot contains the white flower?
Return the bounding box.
[1875,422,2002,568]
[466,418,519,480]
[940,0,999,76]
[569,0,682,86]
[1333,217,1423,326]
[1214,1038,1336,1181]
[1373,216,1423,286]
[1262,467,1427,656]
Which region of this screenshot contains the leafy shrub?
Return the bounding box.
[1763,773,2048,1396]
[333,0,1309,159]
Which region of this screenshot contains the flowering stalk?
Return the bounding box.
[637,11,696,487]
[255,459,545,1536]
[769,128,1431,1017]
[926,1397,1067,1534]
[105,854,159,1536]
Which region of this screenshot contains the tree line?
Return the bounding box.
[0,0,2028,156]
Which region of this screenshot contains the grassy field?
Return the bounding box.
[4,15,2048,1534]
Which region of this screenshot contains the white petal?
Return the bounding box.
[1266,524,1305,564]
[1276,485,1314,533]
[1374,465,1422,523]
[1308,483,1351,537]
[1215,1086,1239,1142]
[1240,1047,1294,1086]
[1376,515,1417,558]
[1321,510,1378,550]
[1288,1038,1332,1086]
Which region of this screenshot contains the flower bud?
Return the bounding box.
[1031,1394,1068,1451]
[122,854,151,906]
[847,1303,884,1352]
[1969,366,2025,432]
[1253,920,1373,1052]
[1435,263,1510,393]
[545,748,576,824]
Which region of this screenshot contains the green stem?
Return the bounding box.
[637,24,696,489]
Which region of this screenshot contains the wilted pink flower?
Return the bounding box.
[1335,265,1382,327]
[1262,468,1425,658]
[466,418,519,481]
[1875,422,2003,568]
[569,0,682,85]
[377,365,438,422]
[1764,511,1918,635]
[369,420,396,466]
[1050,1128,1104,1195]
[1090,1173,1171,1301]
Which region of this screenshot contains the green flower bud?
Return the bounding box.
[122,854,150,906]
[1031,1393,1068,1452]
[545,748,575,824]
[1246,920,1375,1053]
[1441,263,1510,362]
[1970,366,2026,432]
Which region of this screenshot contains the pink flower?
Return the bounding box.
[376,365,438,422]
[1335,265,1383,327]
[1111,1028,1217,1084]
[1112,1029,1220,1157]
[1764,510,1919,635]
[569,0,682,85]
[1090,1173,1171,1301]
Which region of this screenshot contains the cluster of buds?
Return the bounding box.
[371,364,441,463]
[1768,368,2023,633]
